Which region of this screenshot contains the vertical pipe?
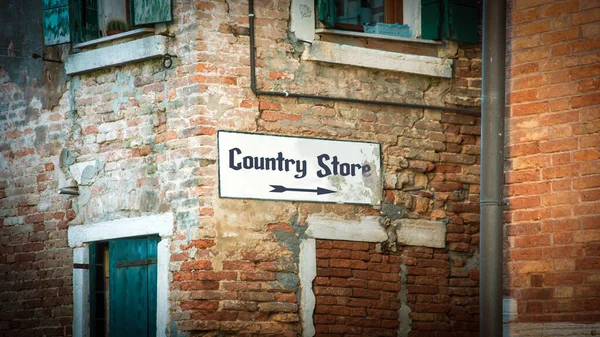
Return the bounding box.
[480,0,506,336]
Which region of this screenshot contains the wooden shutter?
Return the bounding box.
[130,0,173,26]
[445,0,479,43]
[421,0,441,40]
[317,0,335,28]
[109,236,159,337]
[82,0,100,42]
[70,0,99,43]
[43,0,72,45]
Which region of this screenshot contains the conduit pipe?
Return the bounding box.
[480,0,506,336]
[247,0,481,116]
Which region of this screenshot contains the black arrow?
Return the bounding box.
[270,185,337,195]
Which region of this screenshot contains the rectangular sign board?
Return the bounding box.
[218,131,382,205]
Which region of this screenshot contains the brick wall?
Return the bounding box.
[506,0,600,325]
[0,68,75,336]
[173,240,300,336]
[314,240,401,336]
[313,240,479,337]
[1,0,483,336]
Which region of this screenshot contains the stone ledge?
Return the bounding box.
[65,35,168,75]
[396,219,446,248]
[302,41,453,78]
[305,214,387,242]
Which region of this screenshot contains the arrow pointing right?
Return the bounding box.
[269,185,337,195]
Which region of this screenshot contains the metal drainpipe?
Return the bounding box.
[247,0,481,116]
[480,0,506,336]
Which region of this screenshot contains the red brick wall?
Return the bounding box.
[172,239,300,337]
[314,240,401,336]
[2,1,484,336]
[313,241,479,336]
[506,0,600,323]
[0,75,76,336]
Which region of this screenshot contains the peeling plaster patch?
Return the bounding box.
[398,262,412,336]
[212,198,297,271]
[299,238,316,337]
[306,214,387,242]
[396,218,446,248]
[111,72,135,114]
[207,91,234,119]
[272,213,306,271]
[69,160,101,185]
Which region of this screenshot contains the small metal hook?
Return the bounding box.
[163,54,178,69]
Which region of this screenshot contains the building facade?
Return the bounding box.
[0,0,597,336]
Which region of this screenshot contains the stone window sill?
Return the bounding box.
[72,27,155,49]
[65,34,168,75]
[302,39,453,78]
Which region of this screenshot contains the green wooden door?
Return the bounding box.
[109,236,159,337]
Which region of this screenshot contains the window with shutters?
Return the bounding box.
[89,236,159,337]
[42,0,173,46]
[316,0,478,43]
[291,0,479,78]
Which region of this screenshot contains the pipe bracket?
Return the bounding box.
[479,199,507,206]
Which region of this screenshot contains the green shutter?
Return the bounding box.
[421,0,441,40]
[445,0,479,44]
[82,0,100,42]
[109,236,159,337]
[43,0,72,45]
[318,0,335,28]
[71,0,99,43]
[130,0,173,26]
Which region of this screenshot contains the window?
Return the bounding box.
[316,0,479,43]
[89,236,159,337]
[69,214,172,337]
[42,0,173,46]
[319,0,407,34]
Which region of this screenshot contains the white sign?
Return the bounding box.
[218,131,382,205]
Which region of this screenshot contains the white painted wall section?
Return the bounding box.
[302,41,453,78]
[65,35,168,75]
[306,214,387,242]
[290,0,315,42]
[72,247,90,337]
[299,239,316,337]
[157,238,170,337]
[404,0,421,38]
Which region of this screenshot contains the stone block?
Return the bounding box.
[396,219,446,248]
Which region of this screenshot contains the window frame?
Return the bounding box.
[42,0,173,47]
[312,0,422,40]
[68,213,173,337]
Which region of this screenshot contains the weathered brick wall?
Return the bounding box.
[0,67,75,336]
[1,0,483,336]
[313,241,479,337]
[505,0,600,327]
[314,240,401,336]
